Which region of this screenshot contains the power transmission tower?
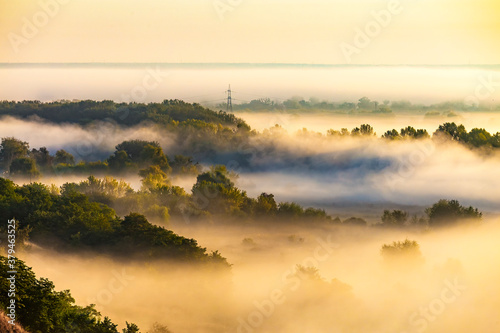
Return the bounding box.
[226,84,233,113]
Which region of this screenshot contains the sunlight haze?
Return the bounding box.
[1,0,499,64]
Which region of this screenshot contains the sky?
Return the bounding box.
[0,0,499,64]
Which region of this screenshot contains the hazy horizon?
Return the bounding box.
[1,64,499,105]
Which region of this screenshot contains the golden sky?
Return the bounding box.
[0,0,499,64]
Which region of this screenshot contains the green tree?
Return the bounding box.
[140,144,170,171]
[139,165,171,191]
[351,124,374,136]
[192,166,247,215]
[255,193,278,216]
[342,217,367,226]
[0,137,29,170]
[278,202,304,220]
[108,150,131,171]
[382,129,400,140]
[357,97,373,110]
[426,199,482,227]
[123,322,141,333]
[466,128,491,147]
[0,256,120,333]
[435,123,467,141]
[170,155,201,175]
[54,149,75,165]
[30,147,53,170]
[380,239,423,264]
[381,210,409,227]
[9,157,40,179]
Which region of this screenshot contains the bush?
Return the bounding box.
[381,239,423,266]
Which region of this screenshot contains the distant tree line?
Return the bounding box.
[377,199,482,229]
[0,137,202,179]
[0,99,245,127]
[228,96,500,113]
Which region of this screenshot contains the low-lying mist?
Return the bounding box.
[3,115,500,215]
[19,219,500,332]
[236,111,500,135]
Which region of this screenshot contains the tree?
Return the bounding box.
[381,210,409,227]
[351,124,374,136]
[278,202,304,219]
[140,144,170,171]
[30,147,53,170]
[0,137,29,170]
[148,322,172,333]
[466,128,491,147]
[122,322,141,333]
[327,128,350,137]
[255,193,278,216]
[343,217,367,226]
[357,97,373,110]
[110,140,171,172]
[435,123,467,141]
[0,256,121,333]
[115,140,159,161]
[170,155,201,175]
[54,149,75,165]
[426,199,482,227]
[192,166,247,215]
[9,157,40,179]
[69,176,133,205]
[382,129,400,140]
[139,165,171,191]
[380,239,423,265]
[108,150,131,171]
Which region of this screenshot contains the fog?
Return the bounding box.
[236,137,500,214]
[3,114,500,215]
[2,90,500,331]
[18,219,500,332]
[236,111,500,136]
[0,65,499,104]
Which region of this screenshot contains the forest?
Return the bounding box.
[0,99,498,332]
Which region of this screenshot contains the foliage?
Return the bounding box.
[382,126,429,140]
[380,239,423,263]
[0,137,29,171]
[9,157,40,179]
[0,178,229,266]
[351,124,374,136]
[0,100,245,127]
[148,322,173,333]
[426,199,482,226]
[342,217,367,226]
[54,149,75,166]
[191,165,248,215]
[0,255,129,333]
[380,210,409,227]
